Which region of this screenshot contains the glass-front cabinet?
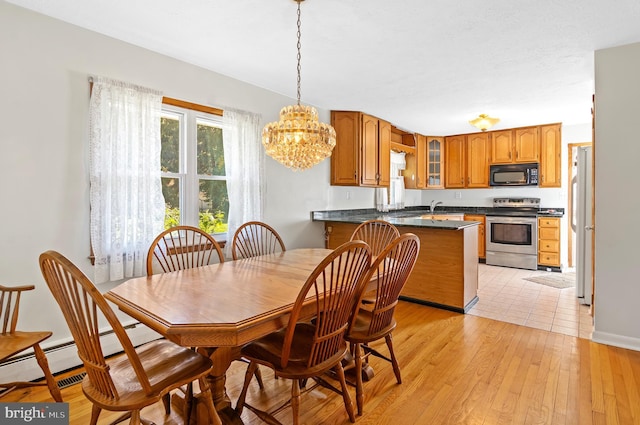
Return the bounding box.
[427,136,444,188]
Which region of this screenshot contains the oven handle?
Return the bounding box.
[486,215,538,225]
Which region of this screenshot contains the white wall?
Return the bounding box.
[593,42,640,349]
[0,1,332,351]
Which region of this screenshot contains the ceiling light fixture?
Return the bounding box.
[261,0,336,171]
[469,114,500,132]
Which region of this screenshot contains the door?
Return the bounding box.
[576,146,593,305]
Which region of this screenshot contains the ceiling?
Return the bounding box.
[7,0,640,135]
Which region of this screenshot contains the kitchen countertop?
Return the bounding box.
[312,207,479,230]
[311,205,565,228]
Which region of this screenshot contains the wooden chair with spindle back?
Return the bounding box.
[39,250,222,425]
[231,221,286,260]
[0,284,62,402]
[346,233,420,415]
[349,219,400,258]
[146,225,225,275]
[235,241,372,425]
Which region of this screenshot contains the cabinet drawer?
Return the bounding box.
[538,226,559,240]
[538,239,559,253]
[538,252,560,266]
[538,218,559,228]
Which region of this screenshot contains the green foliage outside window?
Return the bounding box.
[164,207,228,234]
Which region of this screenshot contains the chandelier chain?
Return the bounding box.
[296,0,302,105]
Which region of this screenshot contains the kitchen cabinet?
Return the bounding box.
[464,214,485,259]
[323,221,479,313]
[445,133,490,188]
[330,111,390,187]
[539,123,562,188]
[404,134,426,189]
[426,136,445,188]
[491,127,539,164]
[538,217,561,267]
[404,135,444,189]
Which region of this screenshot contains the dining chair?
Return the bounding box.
[350,219,401,306]
[349,219,400,258]
[0,284,62,402]
[235,241,372,425]
[231,221,286,260]
[39,250,222,425]
[146,225,225,275]
[346,233,420,415]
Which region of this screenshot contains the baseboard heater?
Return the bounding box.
[0,322,160,384]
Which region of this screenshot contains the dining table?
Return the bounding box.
[105,247,348,424]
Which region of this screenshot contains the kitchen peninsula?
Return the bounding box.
[312,208,480,313]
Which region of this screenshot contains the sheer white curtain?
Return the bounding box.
[222,108,264,258]
[89,77,165,283]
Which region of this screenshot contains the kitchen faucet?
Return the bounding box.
[430,200,443,213]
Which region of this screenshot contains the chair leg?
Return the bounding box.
[385,333,402,384]
[235,361,258,415]
[184,382,193,423]
[291,378,300,425]
[162,392,171,415]
[198,377,222,425]
[89,405,101,425]
[130,410,141,425]
[334,362,356,423]
[353,343,364,416]
[33,343,63,402]
[253,365,265,389]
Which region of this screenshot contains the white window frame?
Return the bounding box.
[161,104,227,232]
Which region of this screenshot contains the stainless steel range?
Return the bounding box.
[485,197,540,270]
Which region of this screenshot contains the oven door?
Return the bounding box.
[486,215,538,255]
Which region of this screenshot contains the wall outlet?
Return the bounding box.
[455,191,462,199]
[346,191,351,200]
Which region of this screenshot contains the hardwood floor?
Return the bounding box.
[4,301,640,424]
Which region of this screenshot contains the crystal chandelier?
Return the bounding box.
[469,114,500,132]
[262,0,336,171]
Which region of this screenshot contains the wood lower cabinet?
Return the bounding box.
[464,214,485,259]
[445,133,490,188]
[323,222,479,312]
[538,217,561,267]
[539,124,562,188]
[330,111,390,187]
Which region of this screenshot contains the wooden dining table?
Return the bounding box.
[105,248,340,424]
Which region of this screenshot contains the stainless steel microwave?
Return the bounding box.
[489,163,539,187]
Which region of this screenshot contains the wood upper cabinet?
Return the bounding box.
[466,133,490,187]
[404,134,426,189]
[330,111,390,187]
[539,123,562,188]
[445,133,489,188]
[404,135,444,189]
[426,136,445,188]
[444,135,466,188]
[491,127,539,164]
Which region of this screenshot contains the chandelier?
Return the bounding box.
[469,114,500,132]
[262,0,336,171]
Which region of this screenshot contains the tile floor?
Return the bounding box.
[467,263,594,339]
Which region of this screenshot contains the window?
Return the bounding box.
[161,104,229,234]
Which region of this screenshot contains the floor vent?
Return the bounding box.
[57,372,86,389]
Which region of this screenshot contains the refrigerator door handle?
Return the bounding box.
[585,225,594,230]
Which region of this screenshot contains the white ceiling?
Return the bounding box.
[7,0,640,135]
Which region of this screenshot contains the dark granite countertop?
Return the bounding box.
[311,205,565,229]
[311,207,480,230]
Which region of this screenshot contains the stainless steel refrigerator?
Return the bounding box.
[576,146,593,305]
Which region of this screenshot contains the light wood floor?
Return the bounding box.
[4,301,640,424]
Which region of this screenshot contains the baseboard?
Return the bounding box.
[591,330,640,352]
[0,321,160,384]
